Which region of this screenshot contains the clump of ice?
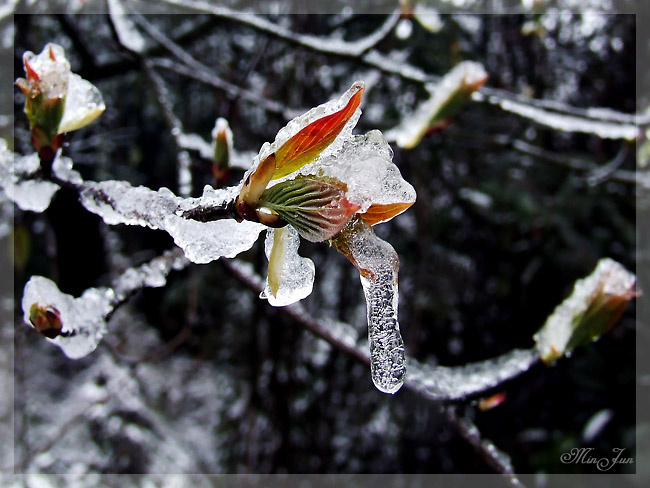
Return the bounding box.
[80,180,265,264]
[22,276,113,359]
[294,130,416,217]
[260,226,315,307]
[406,349,540,400]
[533,258,636,363]
[0,147,59,212]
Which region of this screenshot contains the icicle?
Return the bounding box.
[332,218,405,394]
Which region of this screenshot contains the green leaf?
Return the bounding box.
[258,175,360,242]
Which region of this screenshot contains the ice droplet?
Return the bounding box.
[338,218,406,394]
[261,226,315,307]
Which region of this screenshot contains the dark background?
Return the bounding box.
[11,8,638,478]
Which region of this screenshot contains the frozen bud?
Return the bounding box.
[212,117,232,184]
[534,258,638,365]
[257,175,360,243]
[15,43,105,159]
[29,303,68,339]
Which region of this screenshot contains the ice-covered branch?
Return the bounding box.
[79,179,264,264]
[22,249,189,358]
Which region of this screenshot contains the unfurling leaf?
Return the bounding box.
[258,175,360,242]
[533,258,638,365]
[390,61,488,149]
[272,82,364,179]
[212,117,232,184]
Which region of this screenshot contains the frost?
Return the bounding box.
[80,180,265,264]
[52,153,84,185]
[295,130,416,216]
[177,131,254,170]
[496,98,638,140]
[22,276,113,359]
[387,61,488,149]
[533,258,636,364]
[413,5,444,33]
[261,226,315,307]
[340,219,406,394]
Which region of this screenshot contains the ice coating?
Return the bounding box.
[406,349,540,400]
[261,226,315,307]
[58,72,106,134]
[242,82,364,186]
[0,149,60,212]
[20,43,69,100]
[533,258,636,363]
[22,276,113,359]
[80,180,265,264]
[294,130,416,216]
[387,61,488,149]
[339,218,406,394]
[113,249,189,301]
